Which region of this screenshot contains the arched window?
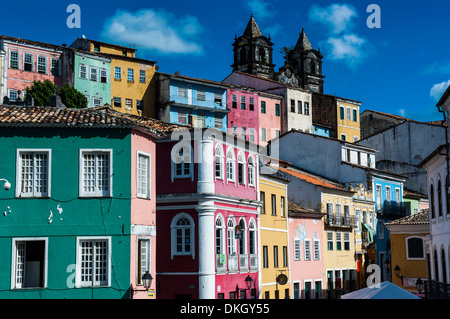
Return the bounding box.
[259,48,266,63]
[239,219,247,255]
[430,184,435,219]
[240,47,247,63]
[434,249,439,282]
[215,215,224,254]
[215,145,223,180]
[438,180,443,218]
[171,213,195,259]
[248,220,256,255]
[227,218,236,255]
[237,152,246,185]
[406,237,424,259]
[248,155,255,187]
[442,248,447,284]
[226,149,235,183]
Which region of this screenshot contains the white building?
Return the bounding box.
[419,86,450,298]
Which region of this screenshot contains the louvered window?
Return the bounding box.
[18,150,50,197]
[80,150,112,197]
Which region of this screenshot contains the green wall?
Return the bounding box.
[0,127,132,298]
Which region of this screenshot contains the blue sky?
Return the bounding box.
[1,0,449,121]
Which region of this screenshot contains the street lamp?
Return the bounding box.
[245,275,253,290]
[394,265,403,283]
[384,258,391,271]
[416,278,424,294]
[130,271,153,299]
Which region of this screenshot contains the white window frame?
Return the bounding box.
[139,70,146,83]
[405,236,425,260]
[137,151,151,199]
[171,143,193,181]
[215,144,224,180]
[247,155,256,187]
[8,89,20,102]
[23,52,34,72]
[16,149,51,198]
[100,68,108,83]
[343,232,351,251]
[79,149,113,197]
[92,96,103,107]
[314,239,320,260]
[136,237,151,285]
[294,238,301,261]
[75,236,111,287]
[11,237,48,289]
[304,239,312,261]
[37,55,47,74]
[170,213,195,259]
[90,66,98,81]
[327,231,334,251]
[79,63,87,79]
[127,68,134,82]
[9,49,20,70]
[226,148,236,183]
[51,57,60,76]
[237,151,246,186]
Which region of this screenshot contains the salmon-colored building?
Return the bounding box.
[0,35,64,102]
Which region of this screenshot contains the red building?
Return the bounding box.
[156,128,260,299]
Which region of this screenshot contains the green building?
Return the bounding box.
[0,105,177,299]
[63,48,111,108]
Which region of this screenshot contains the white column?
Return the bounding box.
[197,136,216,299]
[197,201,216,299]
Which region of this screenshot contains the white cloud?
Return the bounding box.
[308,3,358,35]
[308,3,368,69]
[324,34,367,68]
[430,80,450,101]
[101,9,205,55]
[398,109,406,117]
[246,0,273,19]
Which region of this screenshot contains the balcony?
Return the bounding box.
[216,253,258,273]
[378,201,408,219]
[325,214,357,228]
[424,280,450,299]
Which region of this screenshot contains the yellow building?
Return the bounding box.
[322,187,358,298]
[337,98,362,143]
[385,211,429,296]
[70,38,157,117]
[350,184,376,290]
[259,172,290,299]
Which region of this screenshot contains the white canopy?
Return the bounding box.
[341,281,420,299]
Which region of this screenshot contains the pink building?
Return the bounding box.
[0,35,64,102]
[288,203,325,299]
[258,92,283,146]
[227,87,259,144]
[156,128,260,299]
[129,129,158,299]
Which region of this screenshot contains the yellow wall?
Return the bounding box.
[321,191,357,296]
[259,176,290,299]
[90,42,135,57]
[337,100,361,142]
[390,233,428,293]
[109,58,155,116]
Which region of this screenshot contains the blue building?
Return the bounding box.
[312,123,332,137]
[155,72,229,132]
[369,170,407,282]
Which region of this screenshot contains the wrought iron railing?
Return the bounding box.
[424,280,450,299]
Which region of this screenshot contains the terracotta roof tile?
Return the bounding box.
[278,166,345,190]
[385,210,429,226]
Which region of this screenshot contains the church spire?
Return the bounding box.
[295,28,313,51]
[243,13,263,38]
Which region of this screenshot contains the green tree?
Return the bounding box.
[26,80,88,108]
[58,84,88,109]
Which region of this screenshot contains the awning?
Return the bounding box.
[362,223,376,243]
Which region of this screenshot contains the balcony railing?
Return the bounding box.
[228,254,239,272]
[216,253,258,273]
[239,254,248,272]
[326,214,356,228]
[377,201,408,219]
[424,280,450,299]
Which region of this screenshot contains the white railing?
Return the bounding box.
[216,254,227,273]
[239,254,248,272]
[250,254,258,271]
[228,254,238,272]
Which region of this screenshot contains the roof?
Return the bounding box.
[418,144,447,168]
[288,201,325,219]
[295,28,313,51]
[0,105,183,137]
[385,210,429,226]
[341,281,420,299]
[0,34,64,51]
[243,14,263,38]
[437,85,450,107]
[277,166,347,191]
[76,37,137,52]
[159,72,231,89]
